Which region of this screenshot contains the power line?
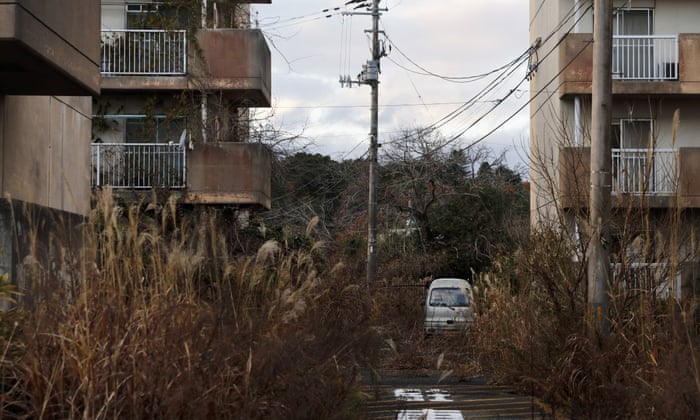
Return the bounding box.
[460,8,594,153]
[273,100,502,109]
[379,2,592,156]
[377,49,529,150]
[257,3,347,30]
[260,0,593,169]
[383,30,529,83]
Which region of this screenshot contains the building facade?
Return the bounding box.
[529,0,700,297]
[94,0,272,208]
[0,0,101,303]
[0,0,273,305]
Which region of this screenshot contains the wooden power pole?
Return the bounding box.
[366,0,381,282]
[339,0,384,282]
[588,0,613,335]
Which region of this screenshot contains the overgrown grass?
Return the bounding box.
[472,228,700,418]
[0,191,380,418]
[368,223,700,418]
[4,190,699,418]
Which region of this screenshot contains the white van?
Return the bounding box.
[424,278,475,335]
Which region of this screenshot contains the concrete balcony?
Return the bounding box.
[559,33,700,97]
[559,147,700,209]
[185,142,271,208]
[100,29,271,106]
[0,0,100,95]
[185,142,272,209]
[91,142,271,209]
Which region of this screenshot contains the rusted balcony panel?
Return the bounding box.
[559,33,700,97]
[679,34,700,90]
[678,148,700,208]
[558,33,594,97]
[0,0,100,95]
[559,147,591,209]
[186,143,271,209]
[559,147,700,209]
[192,29,271,106]
[100,75,189,91]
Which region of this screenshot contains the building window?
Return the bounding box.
[613,8,653,36]
[126,3,187,30]
[612,119,653,149]
[126,4,159,29]
[125,117,186,143]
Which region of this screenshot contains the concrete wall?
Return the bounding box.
[192,29,271,105]
[1,96,92,216]
[0,0,100,95]
[0,198,10,311]
[186,142,271,208]
[655,1,700,34]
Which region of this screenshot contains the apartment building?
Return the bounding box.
[93,0,272,208]
[0,0,100,302]
[0,0,272,305]
[529,0,700,297]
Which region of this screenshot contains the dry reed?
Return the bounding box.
[0,190,379,419]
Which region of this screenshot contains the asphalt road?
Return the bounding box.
[360,371,554,420]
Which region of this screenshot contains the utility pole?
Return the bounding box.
[366,0,381,283]
[339,0,385,282]
[588,0,613,336]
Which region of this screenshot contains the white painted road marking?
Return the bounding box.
[394,388,454,402]
[397,409,465,420]
[394,389,463,420]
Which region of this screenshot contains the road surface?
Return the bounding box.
[360,371,554,419]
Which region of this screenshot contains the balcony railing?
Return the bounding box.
[613,262,681,300]
[100,29,187,75]
[612,35,678,80]
[612,148,676,195]
[91,143,186,189]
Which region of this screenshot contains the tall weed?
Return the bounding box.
[1,190,378,418]
[473,228,700,418]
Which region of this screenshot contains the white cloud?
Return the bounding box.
[254,0,530,167]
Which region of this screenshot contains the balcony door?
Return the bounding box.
[613,8,654,79]
[124,117,187,188]
[612,120,653,194]
[615,119,652,150]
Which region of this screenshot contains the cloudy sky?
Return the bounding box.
[252,0,530,168]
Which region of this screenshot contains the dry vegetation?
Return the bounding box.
[472,228,700,418]
[0,189,699,418]
[0,191,379,418]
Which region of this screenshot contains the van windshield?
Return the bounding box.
[429,287,469,307]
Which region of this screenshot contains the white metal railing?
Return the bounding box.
[613,262,681,300]
[612,148,676,195]
[612,35,678,80]
[91,143,186,189]
[100,29,187,75]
